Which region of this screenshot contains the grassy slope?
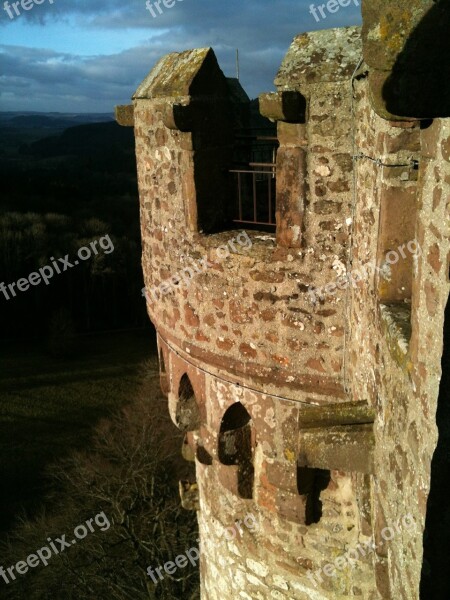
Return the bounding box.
[0,329,157,536]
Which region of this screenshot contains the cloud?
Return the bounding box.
[0,0,362,33]
[0,44,154,111]
[2,0,312,30]
[0,0,362,111]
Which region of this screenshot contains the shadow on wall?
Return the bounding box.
[218,402,254,499]
[297,467,331,525]
[420,297,450,600]
[383,0,450,118]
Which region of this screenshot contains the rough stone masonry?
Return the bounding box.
[116,1,450,597]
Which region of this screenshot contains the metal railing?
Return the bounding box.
[230,134,278,228]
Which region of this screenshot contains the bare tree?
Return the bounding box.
[1,362,199,600]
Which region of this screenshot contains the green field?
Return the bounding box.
[0,328,157,536]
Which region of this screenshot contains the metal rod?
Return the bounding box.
[230,169,275,174]
[238,172,242,221]
[234,135,279,141]
[268,174,272,224]
[253,172,257,222]
[232,219,276,227]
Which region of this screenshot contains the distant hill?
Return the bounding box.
[0,113,143,341]
[0,112,114,129]
[20,121,134,162]
[0,112,115,155]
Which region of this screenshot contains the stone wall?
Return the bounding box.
[133,39,363,399]
[117,9,449,600]
[348,72,450,598]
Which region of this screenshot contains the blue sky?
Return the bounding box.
[0,0,362,113]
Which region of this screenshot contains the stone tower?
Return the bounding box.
[116,1,450,598]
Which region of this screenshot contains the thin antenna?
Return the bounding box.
[236,49,240,81]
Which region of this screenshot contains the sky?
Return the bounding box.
[0,0,362,113]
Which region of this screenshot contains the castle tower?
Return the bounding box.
[116,2,450,597]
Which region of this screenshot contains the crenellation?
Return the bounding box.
[117,6,450,598]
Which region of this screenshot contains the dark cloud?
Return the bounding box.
[0,0,362,111]
[1,44,154,111]
[1,0,310,30]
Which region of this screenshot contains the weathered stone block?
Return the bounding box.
[298,425,375,474]
[259,91,306,123]
[114,104,134,127]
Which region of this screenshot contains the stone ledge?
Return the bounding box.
[259,91,306,123]
[114,104,134,127]
[298,400,375,429]
[154,325,347,401]
[298,424,375,474]
[179,480,199,510]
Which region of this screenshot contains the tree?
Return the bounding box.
[1,363,199,600]
[46,308,77,358]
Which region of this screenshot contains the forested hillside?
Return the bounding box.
[0,114,146,341]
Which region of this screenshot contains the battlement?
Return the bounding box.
[117,2,450,597]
